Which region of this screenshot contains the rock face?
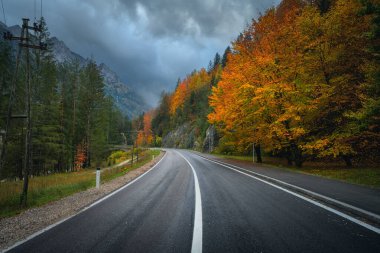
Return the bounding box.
[49,37,86,65]
[1,24,149,119]
[202,125,218,152]
[162,123,197,149]
[98,63,150,118]
[162,123,218,152]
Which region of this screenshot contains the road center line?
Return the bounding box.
[198,155,380,235]
[176,151,203,253]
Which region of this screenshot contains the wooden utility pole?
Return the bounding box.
[2,18,46,206]
[125,130,140,165]
[21,18,32,206]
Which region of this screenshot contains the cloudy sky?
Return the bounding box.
[2,0,279,106]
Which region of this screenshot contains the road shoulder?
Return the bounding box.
[194,151,380,225]
[0,151,165,251]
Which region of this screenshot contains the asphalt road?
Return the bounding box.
[7,149,380,253]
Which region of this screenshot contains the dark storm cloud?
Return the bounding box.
[118,0,275,37]
[3,0,278,106]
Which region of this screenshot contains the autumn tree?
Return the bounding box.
[209,0,379,166]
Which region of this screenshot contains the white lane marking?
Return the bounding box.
[3,152,168,253]
[176,151,203,253]
[197,155,380,235]
[200,156,380,222]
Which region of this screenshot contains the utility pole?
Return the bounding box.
[22,18,32,207]
[2,18,46,206]
[125,130,140,165]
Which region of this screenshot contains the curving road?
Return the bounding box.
[6,149,380,253]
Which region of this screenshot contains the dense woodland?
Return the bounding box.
[1,0,379,180]
[150,52,226,145]
[0,19,131,179]
[151,0,380,167]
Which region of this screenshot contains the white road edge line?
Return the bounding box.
[3,152,168,253]
[200,156,380,221]
[176,151,203,253]
[198,155,380,235]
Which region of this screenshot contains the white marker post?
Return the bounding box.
[96,168,100,189]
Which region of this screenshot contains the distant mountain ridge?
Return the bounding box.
[49,36,150,118]
[1,22,149,119]
[49,37,86,65]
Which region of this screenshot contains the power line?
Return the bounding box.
[1,0,6,25]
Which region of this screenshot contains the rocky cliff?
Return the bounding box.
[162,123,218,152]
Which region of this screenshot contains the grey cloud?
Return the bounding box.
[118,0,276,38]
[3,0,279,106]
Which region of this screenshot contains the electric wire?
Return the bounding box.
[1,0,6,25]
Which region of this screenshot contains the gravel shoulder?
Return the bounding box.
[0,151,165,251]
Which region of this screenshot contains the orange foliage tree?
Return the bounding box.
[74,141,87,171]
[169,68,211,115]
[209,0,377,166]
[136,111,155,146]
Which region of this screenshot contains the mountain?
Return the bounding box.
[1,23,149,119]
[49,36,150,118]
[0,21,7,32]
[98,63,150,117]
[49,37,87,65]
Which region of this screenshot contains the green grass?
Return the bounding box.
[0,149,161,218]
[212,153,380,188]
[0,171,95,218]
[213,153,253,162]
[291,168,380,188]
[102,149,160,182]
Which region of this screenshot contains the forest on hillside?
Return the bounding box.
[147,0,380,167]
[1,0,379,179]
[0,18,131,179]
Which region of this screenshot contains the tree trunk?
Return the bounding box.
[254,144,262,163]
[85,114,91,168]
[342,155,353,167]
[293,145,304,168]
[286,148,293,166]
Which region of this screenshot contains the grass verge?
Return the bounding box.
[288,167,380,188]
[0,149,161,219]
[213,153,254,162]
[212,153,380,188]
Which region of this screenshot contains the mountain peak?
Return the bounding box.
[7,25,21,36]
[0,21,6,30]
[48,36,149,118]
[49,37,86,64]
